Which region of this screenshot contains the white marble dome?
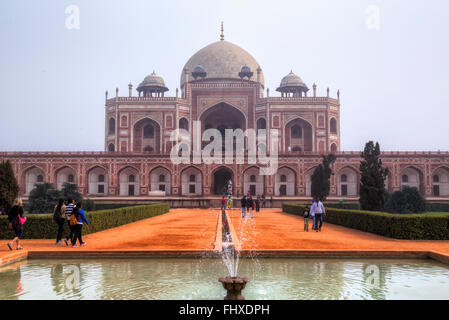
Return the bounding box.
[278,71,307,89]
[180,40,264,88]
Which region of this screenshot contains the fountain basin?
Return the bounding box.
[218,276,249,300]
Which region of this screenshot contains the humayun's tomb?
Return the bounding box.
[1,30,449,206]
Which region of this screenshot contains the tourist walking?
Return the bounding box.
[227,196,232,210]
[6,198,26,251]
[310,198,317,230]
[255,195,260,212]
[53,199,66,245]
[240,195,247,218]
[221,196,226,211]
[261,194,266,208]
[311,197,326,232]
[302,206,310,232]
[64,199,76,246]
[247,196,254,218]
[71,202,90,247]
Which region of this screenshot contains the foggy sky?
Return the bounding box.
[0,0,448,152]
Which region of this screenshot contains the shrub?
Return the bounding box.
[325,202,361,210]
[385,186,426,213]
[426,202,449,213]
[60,183,83,203]
[282,203,449,240]
[0,203,169,239]
[27,183,62,213]
[0,160,19,212]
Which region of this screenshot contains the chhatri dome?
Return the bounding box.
[276,70,309,96]
[180,23,264,88]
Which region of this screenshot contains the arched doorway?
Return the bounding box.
[150,166,171,195]
[213,167,233,195]
[200,103,246,151]
[275,166,296,196]
[181,167,202,196]
[400,166,424,195]
[55,166,77,190]
[133,118,161,152]
[119,167,140,196]
[25,167,45,194]
[337,167,359,197]
[285,118,313,152]
[243,167,264,196]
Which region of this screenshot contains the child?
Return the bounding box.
[303,206,310,232]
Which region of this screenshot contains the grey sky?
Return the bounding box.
[0,0,448,152]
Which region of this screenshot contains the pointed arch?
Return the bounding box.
[55,165,77,190]
[87,165,109,195]
[150,165,172,195]
[181,166,202,196]
[400,166,424,195]
[243,166,264,196]
[118,166,140,196]
[337,166,359,197]
[275,166,297,196]
[284,117,313,152]
[24,166,46,195]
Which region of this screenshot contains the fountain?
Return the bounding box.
[218,179,250,300]
[218,276,249,300]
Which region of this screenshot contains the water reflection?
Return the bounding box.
[1,258,448,300]
[0,262,25,299]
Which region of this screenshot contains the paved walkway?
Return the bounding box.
[1,208,449,265]
[228,209,449,254]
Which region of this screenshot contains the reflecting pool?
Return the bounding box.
[1,258,448,300]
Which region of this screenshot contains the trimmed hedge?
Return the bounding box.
[0,203,169,240]
[325,203,361,210]
[283,203,449,240]
[426,202,449,213]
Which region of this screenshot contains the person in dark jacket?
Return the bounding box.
[7,198,25,251]
[71,202,90,247]
[53,199,66,245]
[247,196,254,218]
[241,196,247,218]
[255,195,261,213]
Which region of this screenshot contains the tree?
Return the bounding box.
[385,186,426,213]
[311,154,336,201]
[359,141,389,211]
[60,182,83,203]
[0,160,19,212]
[27,183,62,213]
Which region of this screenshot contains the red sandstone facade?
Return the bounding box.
[2,37,449,200]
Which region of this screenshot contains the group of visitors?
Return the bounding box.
[240,194,262,218]
[5,197,90,251]
[220,196,233,210]
[53,198,90,247]
[302,197,326,232]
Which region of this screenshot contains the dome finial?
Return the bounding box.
[220,21,224,41]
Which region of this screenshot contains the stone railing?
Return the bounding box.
[106,97,188,104]
[257,97,339,104]
[1,150,448,158]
